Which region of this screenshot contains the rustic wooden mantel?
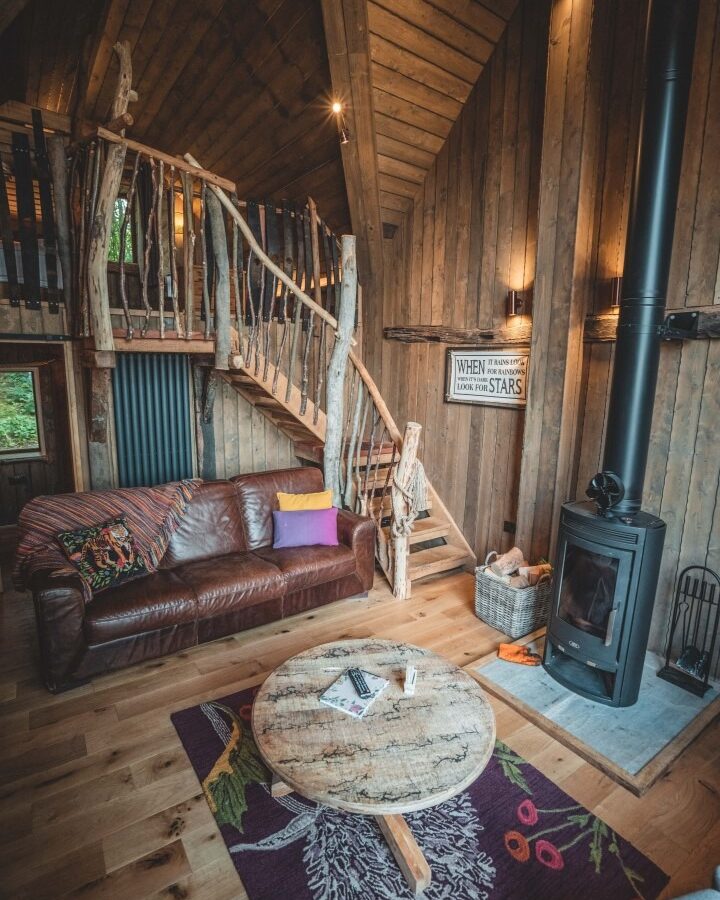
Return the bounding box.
[384,307,720,346]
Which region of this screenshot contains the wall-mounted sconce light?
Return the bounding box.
[332,100,350,145]
[507,288,526,317]
[610,276,622,309]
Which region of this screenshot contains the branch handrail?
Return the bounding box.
[184,153,348,342]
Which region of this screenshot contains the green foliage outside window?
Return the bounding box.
[108,197,134,263]
[0,370,40,452]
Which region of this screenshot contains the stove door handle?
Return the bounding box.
[605,606,620,647]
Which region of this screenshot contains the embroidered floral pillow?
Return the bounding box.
[56,516,149,593]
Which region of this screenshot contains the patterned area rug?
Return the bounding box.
[172,686,669,900]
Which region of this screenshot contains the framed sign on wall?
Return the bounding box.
[445,349,529,408]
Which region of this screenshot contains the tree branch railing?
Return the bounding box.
[72,120,427,596]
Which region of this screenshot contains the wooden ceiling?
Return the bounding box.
[0,0,352,232]
[0,0,518,236]
[368,0,518,227]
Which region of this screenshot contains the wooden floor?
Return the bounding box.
[0,564,717,899]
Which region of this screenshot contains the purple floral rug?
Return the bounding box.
[172,686,669,900]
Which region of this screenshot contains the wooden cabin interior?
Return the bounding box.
[1,0,719,897]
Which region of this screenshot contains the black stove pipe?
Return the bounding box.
[592,0,699,518]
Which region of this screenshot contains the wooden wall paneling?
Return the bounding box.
[368,3,484,84]
[371,63,463,123]
[685,4,720,308]
[130,0,225,135]
[514,0,599,562]
[249,403,266,473]
[419,164,436,325]
[667,0,718,311]
[588,2,642,316]
[649,340,710,651]
[494,19,519,328]
[372,89,452,140]
[451,99,475,327]
[430,144,449,326]
[569,0,720,663]
[373,0,498,62]
[476,32,505,330]
[321,0,385,373]
[191,5,328,164]
[376,0,547,560]
[222,375,240,477]
[236,387,254,477]
[573,341,613,498]
[675,338,720,584]
[465,81,490,330]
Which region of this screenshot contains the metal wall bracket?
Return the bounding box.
[660,311,699,340]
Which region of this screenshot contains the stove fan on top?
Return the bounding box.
[586,471,625,514]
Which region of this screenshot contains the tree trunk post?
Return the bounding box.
[392,421,422,600]
[206,188,231,370]
[324,235,357,505]
[86,40,133,354]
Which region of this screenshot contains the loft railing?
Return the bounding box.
[71,123,425,596]
[65,41,438,597]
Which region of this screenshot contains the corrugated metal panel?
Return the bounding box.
[112,353,193,488]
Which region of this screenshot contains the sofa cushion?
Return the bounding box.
[255,544,357,594]
[173,552,286,618]
[163,481,247,567]
[84,570,198,644]
[232,467,324,549]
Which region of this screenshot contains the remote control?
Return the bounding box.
[348,667,372,699]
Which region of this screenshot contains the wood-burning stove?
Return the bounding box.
[543,0,698,707]
[544,504,665,706]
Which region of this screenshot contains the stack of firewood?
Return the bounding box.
[483,546,551,589]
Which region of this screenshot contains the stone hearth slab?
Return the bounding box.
[467,632,720,796]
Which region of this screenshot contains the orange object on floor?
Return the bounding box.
[498,643,542,666]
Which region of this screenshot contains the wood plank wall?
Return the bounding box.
[573,0,720,657]
[210,378,298,480]
[376,0,550,558]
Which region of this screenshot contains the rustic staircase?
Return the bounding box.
[218,349,475,587]
[72,76,476,596]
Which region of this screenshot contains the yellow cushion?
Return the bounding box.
[276,489,333,511]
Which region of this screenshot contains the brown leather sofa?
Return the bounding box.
[29,467,376,692]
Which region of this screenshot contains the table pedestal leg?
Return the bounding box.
[270,774,293,797]
[376,813,432,896]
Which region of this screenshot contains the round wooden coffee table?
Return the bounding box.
[252,638,496,895]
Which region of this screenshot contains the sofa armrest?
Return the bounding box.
[29,570,88,693]
[337,510,376,591]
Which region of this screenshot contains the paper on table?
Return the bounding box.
[319,668,389,718]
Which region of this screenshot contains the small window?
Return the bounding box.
[108,197,134,263]
[0,367,46,460]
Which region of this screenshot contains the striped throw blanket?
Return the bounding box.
[14,479,200,598]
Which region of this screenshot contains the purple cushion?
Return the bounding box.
[272,508,339,549]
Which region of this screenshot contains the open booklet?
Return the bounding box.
[319,668,390,719]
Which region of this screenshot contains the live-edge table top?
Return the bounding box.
[251,638,496,815]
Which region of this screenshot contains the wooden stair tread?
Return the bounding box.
[407,545,474,580]
[383,516,450,545]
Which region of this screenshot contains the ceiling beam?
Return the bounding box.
[73,0,131,126]
[321,0,385,370]
[0,0,31,37]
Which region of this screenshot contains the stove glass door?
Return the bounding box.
[557,544,620,641]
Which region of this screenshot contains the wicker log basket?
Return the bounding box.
[475,551,552,639]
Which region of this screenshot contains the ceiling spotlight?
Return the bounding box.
[331,100,350,145]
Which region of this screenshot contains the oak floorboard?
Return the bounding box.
[0,563,715,898]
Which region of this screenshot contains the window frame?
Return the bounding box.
[108,195,138,266]
[0,365,47,462]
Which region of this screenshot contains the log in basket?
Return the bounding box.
[475,551,552,639]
